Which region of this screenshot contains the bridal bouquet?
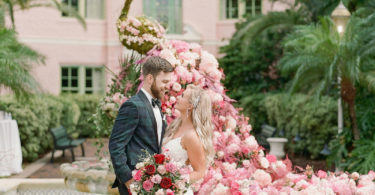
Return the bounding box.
[129,151,192,195]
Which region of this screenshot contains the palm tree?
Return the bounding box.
[279,14,375,140]
[234,0,340,50]
[0,28,44,99]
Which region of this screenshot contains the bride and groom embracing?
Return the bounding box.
[108,56,215,195]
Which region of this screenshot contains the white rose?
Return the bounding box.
[135,162,144,169]
[260,157,270,169]
[217,151,225,158]
[170,96,176,104]
[172,83,182,92]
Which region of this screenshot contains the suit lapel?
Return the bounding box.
[137,90,159,150]
[160,112,167,150]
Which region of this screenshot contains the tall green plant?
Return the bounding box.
[279,15,375,140]
[0,28,44,99]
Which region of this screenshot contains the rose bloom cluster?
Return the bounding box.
[117,16,166,54]
[130,153,192,195]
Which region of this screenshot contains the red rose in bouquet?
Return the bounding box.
[160,177,173,189]
[154,154,165,164]
[145,164,156,175]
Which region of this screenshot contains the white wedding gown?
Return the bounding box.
[163,137,194,195]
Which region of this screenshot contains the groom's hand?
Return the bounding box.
[125,179,134,189]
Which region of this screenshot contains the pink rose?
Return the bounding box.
[253,170,272,187]
[189,43,202,54]
[317,170,327,179]
[166,189,174,195]
[165,162,177,173]
[151,174,162,184]
[112,92,121,103]
[155,189,164,195]
[172,83,181,92]
[242,160,251,168]
[157,165,166,175]
[226,116,237,130]
[266,154,277,163]
[143,179,154,191]
[133,170,142,181]
[227,143,240,154]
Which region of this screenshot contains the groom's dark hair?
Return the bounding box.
[142,56,174,78]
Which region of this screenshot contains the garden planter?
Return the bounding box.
[266,137,288,159]
[60,160,118,195]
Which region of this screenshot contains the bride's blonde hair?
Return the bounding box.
[164,85,215,165]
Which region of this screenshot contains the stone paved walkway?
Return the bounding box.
[27,138,109,178]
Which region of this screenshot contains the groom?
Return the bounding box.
[109,56,174,195]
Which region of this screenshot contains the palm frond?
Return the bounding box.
[0,28,44,99]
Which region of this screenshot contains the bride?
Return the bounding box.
[162,85,215,194]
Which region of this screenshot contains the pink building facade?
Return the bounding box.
[11,0,290,95]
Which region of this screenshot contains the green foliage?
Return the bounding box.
[240,93,268,134]
[219,17,289,100]
[0,94,100,161]
[241,93,337,159]
[0,28,44,99]
[345,136,375,174]
[328,88,375,172]
[92,55,141,158]
[65,94,101,138]
[49,96,81,138]
[0,96,56,161]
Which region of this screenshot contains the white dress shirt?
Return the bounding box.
[141,88,163,146]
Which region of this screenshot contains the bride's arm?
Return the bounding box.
[183,132,206,183]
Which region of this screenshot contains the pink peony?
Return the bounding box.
[253,170,272,187]
[143,179,154,191]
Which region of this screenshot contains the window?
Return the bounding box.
[62,0,105,19]
[61,66,104,94]
[220,0,262,19]
[143,0,183,34]
[245,0,262,16]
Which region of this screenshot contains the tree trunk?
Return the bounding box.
[341,78,360,140]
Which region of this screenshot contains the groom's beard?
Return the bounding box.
[151,80,163,100]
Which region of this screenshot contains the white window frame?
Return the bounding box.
[62,0,105,20]
[220,0,262,20]
[61,65,105,94]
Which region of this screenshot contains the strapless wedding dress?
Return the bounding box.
[163,137,194,195]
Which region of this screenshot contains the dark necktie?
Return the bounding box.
[152,98,161,109]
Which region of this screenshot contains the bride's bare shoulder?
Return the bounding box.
[181,129,201,148]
